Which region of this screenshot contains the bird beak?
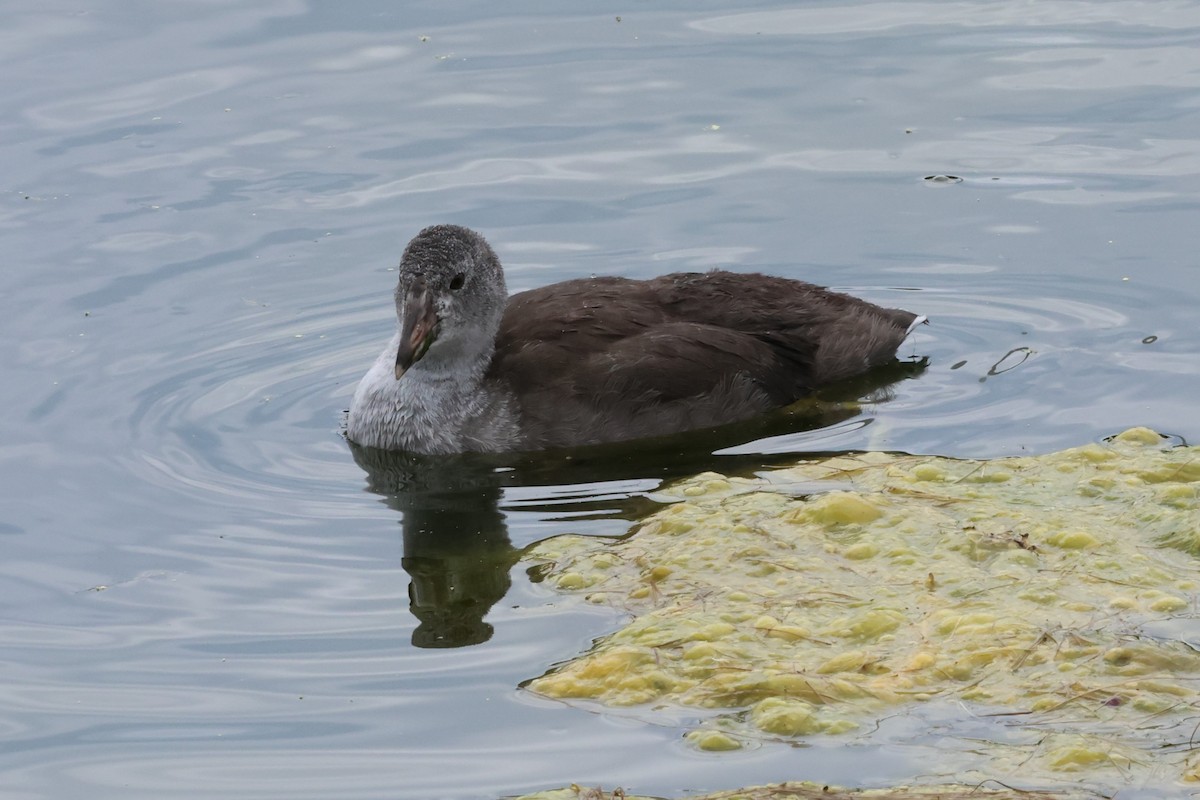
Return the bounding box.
[396,278,439,379]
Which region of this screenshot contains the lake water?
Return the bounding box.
[3,2,1199,798]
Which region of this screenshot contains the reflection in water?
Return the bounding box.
[985,346,1034,378]
[348,358,928,649]
[350,447,519,648]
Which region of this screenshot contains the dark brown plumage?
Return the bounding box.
[493,271,921,448]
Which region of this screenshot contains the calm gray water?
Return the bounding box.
[3,2,1199,798]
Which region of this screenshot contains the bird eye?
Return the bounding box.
[449,272,466,291]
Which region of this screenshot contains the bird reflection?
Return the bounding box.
[349,446,518,648]
[347,356,927,650]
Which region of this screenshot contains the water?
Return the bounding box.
[3,2,1199,798]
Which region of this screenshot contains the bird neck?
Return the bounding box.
[347,332,506,454]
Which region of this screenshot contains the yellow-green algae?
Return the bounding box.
[512,781,1086,800]
[526,429,1200,782]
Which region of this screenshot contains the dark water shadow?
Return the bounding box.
[349,358,928,649]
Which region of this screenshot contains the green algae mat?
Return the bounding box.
[515,782,1084,800]
[523,428,1200,791]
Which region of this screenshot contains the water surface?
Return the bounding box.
[3,2,1199,798]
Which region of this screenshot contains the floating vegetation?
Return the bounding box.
[525,429,1200,785]
[512,781,1088,800]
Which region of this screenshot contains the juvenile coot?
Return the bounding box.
[347,225,924,454]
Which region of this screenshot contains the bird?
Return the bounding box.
[346,224,925,454]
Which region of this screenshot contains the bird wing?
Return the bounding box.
[491,278,816,446]
[487,270,918,448]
